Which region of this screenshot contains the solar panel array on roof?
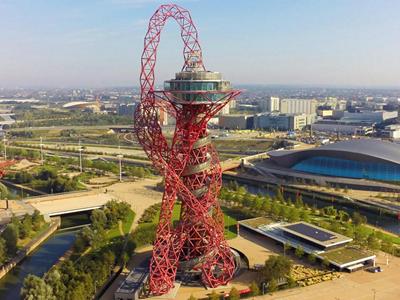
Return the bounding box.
[285,223,335,242]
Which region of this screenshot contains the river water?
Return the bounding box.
[0,212,90,299]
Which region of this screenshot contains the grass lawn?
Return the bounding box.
[142,203,238,240]
[361,225,400,245]
[239,216,274,229]
[106,209,135,240]
[213,139,273,152]
[122,209,136,234]
[321,247,374,265]
[223,213,237,239]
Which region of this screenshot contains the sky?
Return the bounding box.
[0,0,399,88]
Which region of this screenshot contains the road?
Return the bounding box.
[7,144,152,167]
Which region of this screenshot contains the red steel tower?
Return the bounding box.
[134,4,241,295]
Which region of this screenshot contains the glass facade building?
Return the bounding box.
[292,156,400,181]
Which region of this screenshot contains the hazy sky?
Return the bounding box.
[1,0,399,88]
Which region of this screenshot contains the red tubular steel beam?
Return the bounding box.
[134,4,240,295]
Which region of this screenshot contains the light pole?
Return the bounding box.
[40,136,44,165]
[78,140,83,173]
[117,146,123,182]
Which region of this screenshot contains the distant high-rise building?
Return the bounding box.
[280,98,318,115]
[260,96,280,112]
[219,114,253,129]
[254,113,315,131]
[117,103,136,116]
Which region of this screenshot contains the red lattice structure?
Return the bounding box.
[134,4,241,295]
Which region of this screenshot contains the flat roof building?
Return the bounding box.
[311,120,373,136]
[239,217,375,271]
[281,222,352,251]
[219,114,254,130]
[255,113,315,131]
[280,98,318,115]
[114,268,149,300]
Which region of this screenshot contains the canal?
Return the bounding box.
[0,212,90,300]
[226,179,400,234]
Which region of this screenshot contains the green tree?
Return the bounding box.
[288,207,300,222]
[295,246,304,258]
[381,240,394,254]
[354,226,369,245]
[337,210,350,222]
[322,257,330,269]
[229,287,240,300]
[295,194,303,208]
[367,233,381,251]
[44,269,66,299]
[37,166,57,180]
[323,206,337,217]
[20,214,33,239]
[283,243,291,256]
[21,274,55,300]
[0,238,7,264]
[268,278,278,293]
[287,276,297,288]
[261,199,271,212]
[299,209,310,222]
[32,210,44,231]
[2,224,18,256]
[0,182,9,198]
[352,212,367,226]
[271,201,279,216]
[249,281,260,296]
[90,209,107,230]
[262,255,292,283]
[275,187,284,202]
[307,253,316,264]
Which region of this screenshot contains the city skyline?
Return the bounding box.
[1,0,400,88]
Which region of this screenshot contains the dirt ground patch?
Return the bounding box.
[107,178,162,231]
[11,159,38,170]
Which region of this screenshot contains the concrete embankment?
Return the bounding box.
[0,217,61,280]
[1,179,46,196]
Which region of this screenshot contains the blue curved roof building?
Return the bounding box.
[268,139,400,182]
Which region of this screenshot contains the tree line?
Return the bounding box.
[21,200,135,300]
[0,211,45,264]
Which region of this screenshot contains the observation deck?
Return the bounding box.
[164,71,233,104]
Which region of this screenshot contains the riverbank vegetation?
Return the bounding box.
[21,200,135,300]
[0,210,46,264]
[220,182,400,256]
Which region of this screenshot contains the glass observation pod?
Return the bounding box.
[164,71,232,103]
